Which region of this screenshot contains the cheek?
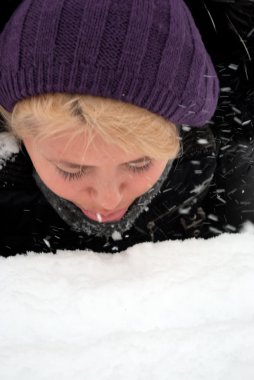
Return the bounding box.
[129,166,166,195]
[142,163,167,187]
[48,176,81,199]
[133,176,154,193]
[23,139,76,199]
[33,160,80,199]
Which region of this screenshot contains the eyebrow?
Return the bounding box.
[48,157,149,169]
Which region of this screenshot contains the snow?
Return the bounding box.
[112,230,122,241]
[0,132,19,169]
[1,228,254,379]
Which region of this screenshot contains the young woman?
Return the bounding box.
[0,0,253,255]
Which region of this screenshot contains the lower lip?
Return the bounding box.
[82,208,128,222]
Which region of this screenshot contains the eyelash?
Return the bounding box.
[55,166,87,181]
[55,160,153,181]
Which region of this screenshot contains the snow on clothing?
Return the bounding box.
[0,0,254,255]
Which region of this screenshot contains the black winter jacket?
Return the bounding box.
[0,0,254,256]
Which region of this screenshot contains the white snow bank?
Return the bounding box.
[1,231,254,380]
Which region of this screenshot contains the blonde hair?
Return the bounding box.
[0,93,180,160]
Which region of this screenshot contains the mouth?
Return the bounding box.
[81,208,128,223]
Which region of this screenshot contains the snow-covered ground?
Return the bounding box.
[1,226,254,380]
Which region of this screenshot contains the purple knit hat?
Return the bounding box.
[0,0,219,126]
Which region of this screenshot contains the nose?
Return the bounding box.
[89,181,124,211]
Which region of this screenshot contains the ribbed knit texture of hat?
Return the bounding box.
[0,0,219,126]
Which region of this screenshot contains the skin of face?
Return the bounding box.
[23,131,169,222]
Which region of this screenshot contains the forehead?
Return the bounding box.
[35,130,142,165]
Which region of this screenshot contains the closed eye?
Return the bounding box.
[127,159,153,173]
[55,166,88,181]
[55,158,153,181]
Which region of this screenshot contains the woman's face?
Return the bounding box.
[23,131,169,223]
